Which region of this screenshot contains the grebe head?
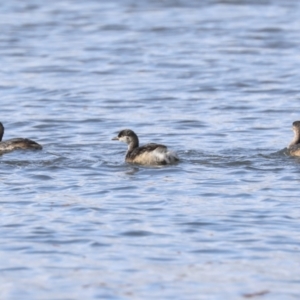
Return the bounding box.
[292,121,300,132]
[112,129,139,149]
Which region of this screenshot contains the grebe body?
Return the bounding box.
[0,122,42,154]
[112,129,178,165]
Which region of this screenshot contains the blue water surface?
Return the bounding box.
[0,0,300,299]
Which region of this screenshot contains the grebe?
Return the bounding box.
[0,122,42,154]
[112,129,178,165]
[288,121,300,156]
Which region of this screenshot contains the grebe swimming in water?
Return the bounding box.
[112,129,179,165]
[288,121,300,156]
[0,122,42,154]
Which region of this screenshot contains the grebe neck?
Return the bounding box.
[0,122,4,141]
[127,138,139,153]
[289,128,300,147]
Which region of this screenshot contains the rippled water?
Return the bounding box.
[1,0,300,299]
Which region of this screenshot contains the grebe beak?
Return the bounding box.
[112,136,119,141]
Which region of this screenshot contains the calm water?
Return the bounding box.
[0,0,300,299]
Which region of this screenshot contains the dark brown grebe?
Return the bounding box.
[288,121,300,156]
[112,129,178,165]
[0,122,42,154]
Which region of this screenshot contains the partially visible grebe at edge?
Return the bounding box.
[0,122,42,154]
[287,121,300,157]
